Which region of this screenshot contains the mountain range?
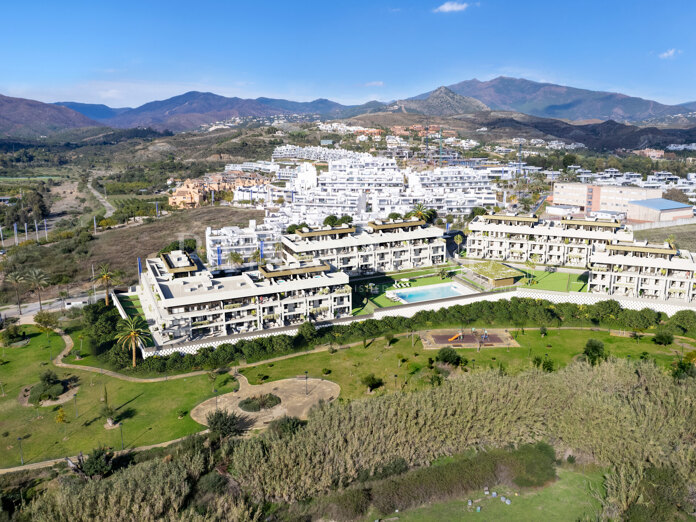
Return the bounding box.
[2,77,696,148]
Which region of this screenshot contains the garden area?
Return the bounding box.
[0,325,235,468]
[240,327,687,400]
[519,269,588,292]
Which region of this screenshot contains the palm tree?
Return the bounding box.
[25,268,49,311]
[228,251,243,267]
[406,203,436,223]
[115,316,152,368]
[274,241,284,260]
[94,264,116,306]
[5,271,25,315]
[453,234,463,257]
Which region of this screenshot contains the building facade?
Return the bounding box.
[281,219,447,275]
[466,214,634,267]
[553,182,662,213]
[140,252,351,342]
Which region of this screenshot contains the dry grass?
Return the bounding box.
[81,206,264,284]
[635,224,696,252]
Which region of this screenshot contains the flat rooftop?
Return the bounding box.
[628,198,692,211]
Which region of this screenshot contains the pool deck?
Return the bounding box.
[388,282,475,305]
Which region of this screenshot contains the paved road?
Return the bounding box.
[88,175,115,218]
[5,291,105,320]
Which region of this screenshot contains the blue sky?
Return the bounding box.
[2,0,694,107]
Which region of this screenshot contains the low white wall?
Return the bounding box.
[632,216,696,231]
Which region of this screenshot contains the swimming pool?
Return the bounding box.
[393,282,468,303]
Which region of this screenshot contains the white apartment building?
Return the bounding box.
[140,251,352,342]
[272,144,372,163]
[466,214,633,267]
[589,242,696,303]
[281,219,447,275]
[205,220,282,267]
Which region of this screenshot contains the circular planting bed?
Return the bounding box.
[238,393,281,412]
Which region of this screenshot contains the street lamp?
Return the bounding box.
[304,371,308,396]
[394,374,398,390]
[472,359,475,369]
[119,423,124,450]
[73,393,78,419]
[17,437,23,465]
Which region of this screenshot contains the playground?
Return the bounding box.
[421,329,518,350]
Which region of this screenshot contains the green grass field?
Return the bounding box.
[519,270,588,292]
[386,467,604,521]
[240,329,684,399]
[635,224,696,252]
[0,326,236,468]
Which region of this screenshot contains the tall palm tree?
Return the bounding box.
[5,271,25,315]
[94,264,116,306]
[453,234,463,256]
[228,251,243,267]
[274,241,284,260]
[115,316,152,368]
[24,268,49,311]
[406,203,436,223]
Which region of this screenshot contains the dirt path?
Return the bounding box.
[88,175,115,217]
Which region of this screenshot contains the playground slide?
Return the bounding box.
[448,333,461,342]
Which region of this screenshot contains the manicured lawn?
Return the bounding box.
[454,328,680,373]
[0,326,235,468]
[240,336,436,400]
[519,270,588,292]
[239,329,684,401]
[116,294,155,347]
[387,467,604,521]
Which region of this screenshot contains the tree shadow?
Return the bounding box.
[115,392,143,411]
[115,407,136,423]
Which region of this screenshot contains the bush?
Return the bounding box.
[653,329,674,346]
[206,410,244,438]
[28,370,64,404]
[584,339,606,365]
[81,447,113,479]
[436,347,461,367]
[322,368,331,375]
[541,359,555,372]
[238,393,281,412]
[267,416,305,438]
[361,374,384,391]
[322,488,372,521]
[566,455,576,464]
[196,471,228,496]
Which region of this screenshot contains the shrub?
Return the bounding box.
[196,471,228,496]
[584,339,606,365]
[322,488,372,521]
[361,374,384,391]
[566,455,576,464]
[267,416,305,438]
[81,446,113,479]
[238,393,281,412]
[541,359,555,372]
[532,356,542,368]
[322,368,331,375]
[436,347,461,367]
[653,329,674,346]
[206,410,244,438]
[510,442,556,487]
[28,370,64,404]
[540,326,547,337]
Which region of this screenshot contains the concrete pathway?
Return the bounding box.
[190,374,340,430]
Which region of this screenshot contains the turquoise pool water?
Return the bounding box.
[394,283,467,303]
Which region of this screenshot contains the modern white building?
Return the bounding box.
[466,214,634,267]
[139,251,352,342]
[589,241,696,302]
[281,218,447,275]
[205,220,283,267]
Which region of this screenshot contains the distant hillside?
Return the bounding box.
[349,110,696,151]
[68,92,387,131]
[427,77,684,122]
[395,86,488,116]
[54,102,131,120]
[680,101,696,111]
[0,95,100,137]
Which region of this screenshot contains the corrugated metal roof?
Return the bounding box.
[628,198,692,211]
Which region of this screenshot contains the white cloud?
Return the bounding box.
[659,48,680,59]
[364,81,384,87]
[434,2,469,13]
